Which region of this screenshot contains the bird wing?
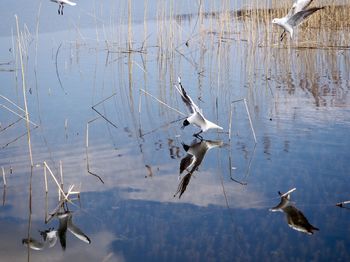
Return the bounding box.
[175,77,201,114]
[67,216,91,244]
[180,154,195,174]
[60,0,77,6]
[288,7,323,27]
[174,172,192,198]
[57,213,69,250]
[22,238,45,250]
[293,0,313,13]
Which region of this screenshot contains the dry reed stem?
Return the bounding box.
[15,15,34,168]
[140,88,186,116]
[85,120,105,184]
[43,161,68,200]
[1,167,6,186]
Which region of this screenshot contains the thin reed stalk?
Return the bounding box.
[15,15,34,168]
[1,167,6,186]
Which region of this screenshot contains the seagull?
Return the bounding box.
[270,188,319,235]
[272,0,323,41]
[175,77,223,139]
[22,228,58,251]
[175,139,223,198]
[278,0,314,41]
[179,139,223,175]
[50,0,77,15]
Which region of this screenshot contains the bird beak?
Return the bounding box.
[181,125,185,130]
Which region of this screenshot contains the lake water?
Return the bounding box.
[0,1,350,261]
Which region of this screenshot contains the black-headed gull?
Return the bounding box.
[272,0,323,41]
[175,77,223,138]
[50,0,77,15]
[270,188,319,235]
[175,139,223,198]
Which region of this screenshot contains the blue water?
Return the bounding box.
[0,1,350,261]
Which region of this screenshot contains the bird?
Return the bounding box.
[50,0,77,15]
[175,77,223,139]
[21,228,57,251]
[272,0,323,41]
[270,188,319,235]
[175,139,223,198]
[179,139,223,175]
[279,0,314,41]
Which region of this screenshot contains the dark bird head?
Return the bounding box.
[181,142,190,152]
[182,119,190,129]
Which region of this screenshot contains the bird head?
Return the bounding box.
[181,119,190,129]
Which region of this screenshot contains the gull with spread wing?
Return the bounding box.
[272,0,323,41]
[175,77,223,139]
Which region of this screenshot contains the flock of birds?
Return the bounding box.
[42,0,326,241]
[51,0,324,42]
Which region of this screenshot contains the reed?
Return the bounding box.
[15,15,34,168]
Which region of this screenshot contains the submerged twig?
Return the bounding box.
[85,120,105,184]
[91,93,118,129]
[229,98,257,144]
[55,43,66,93]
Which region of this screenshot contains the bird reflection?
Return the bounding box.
[22,202,90,251]
[174,139,223,198]
[270,188,319,235]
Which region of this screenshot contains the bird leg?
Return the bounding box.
[280,30,287,42]
[193,131,203,140]
[61,4,64,15]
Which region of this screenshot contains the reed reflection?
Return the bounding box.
[22,200,91,251]
[270,188,319,235]
[174,139,223,198]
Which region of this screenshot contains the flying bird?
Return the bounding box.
[51,0,77,15]
[270,188,319,235]
[272,0,323,41]
[175,77,223,138]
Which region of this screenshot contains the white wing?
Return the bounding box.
[175,77,201,114]
[61,0,77,6]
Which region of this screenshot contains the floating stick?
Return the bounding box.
[85,120,105,184]
[44,165,48,193]
[91,93,118,129]
[1,167,6,186]
[43,161,67,200]
[229,98,257,144]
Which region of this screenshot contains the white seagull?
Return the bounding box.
[272,0,323,41]
[175,77,223,138]
[50,0,77,15]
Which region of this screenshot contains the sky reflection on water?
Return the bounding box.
[0,1,350,261]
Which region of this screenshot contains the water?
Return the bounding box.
[1,1,350,261]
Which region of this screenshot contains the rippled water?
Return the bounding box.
[1,1,350,261]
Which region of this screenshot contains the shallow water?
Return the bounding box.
[1,1,350,261]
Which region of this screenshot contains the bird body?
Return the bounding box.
[175,77,222,138]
